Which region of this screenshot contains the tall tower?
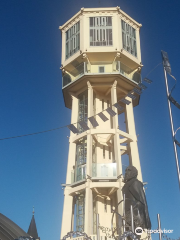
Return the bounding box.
[60,7,143,239]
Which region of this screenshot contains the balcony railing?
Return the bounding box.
[91,235,115,240]
[70,235,115,240]
[62,61,141,88]
[71,162,117,184]
[71,164,86,184]
[92,163,117,178]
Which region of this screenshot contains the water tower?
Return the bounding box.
[59,7,143,239]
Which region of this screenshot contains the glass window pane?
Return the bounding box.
[103,29,106,41]
[78,33,80,49]
[96,29,99,41]
[89,16,113,46]
[90,17,93,27]
[109,29,112,41]
[93,29,96,42]
[132,28,136,39]
[90,29,93,42]
[65,21,80,59]
[102,17,105,26]
[121,20,125,30]
[121,20,137,57]
[122,32,126,48]
[126,24,129,33]
[66,30,69,41]
[107,17,112,26]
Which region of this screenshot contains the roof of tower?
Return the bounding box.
[27,208,39,239]
[59,7,142,31]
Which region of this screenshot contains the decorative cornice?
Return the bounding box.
[59,9,82,32]
[87,81,92,90]
[112,80,117,89]
[118,10,142,30]
[60,7,141,32]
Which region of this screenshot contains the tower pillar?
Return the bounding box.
[60,188,73,238]
[125,98,143,181]
[111,81,123,215]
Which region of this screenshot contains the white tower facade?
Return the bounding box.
[60,7,143,239]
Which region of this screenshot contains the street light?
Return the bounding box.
[161,50,180,189]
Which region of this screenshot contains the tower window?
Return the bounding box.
[103,146,105,158]
[75,137,87,182]
[102,99,104,110]
[78,91,88,133]
[90,17,113,46]
[75,192,85,232]
[99,66,105,73]
[65,21,80,59]
[121,20,137,57]
[104,197,107,212]
[109,146,111,159]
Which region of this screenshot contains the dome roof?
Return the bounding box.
[0,213,30,240]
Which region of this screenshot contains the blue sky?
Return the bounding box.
[0,0,180,240]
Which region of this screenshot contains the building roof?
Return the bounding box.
[0,213,30,240]
[27,214,38,239]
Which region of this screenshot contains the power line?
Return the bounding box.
[0,63,160,141]
[0,126,67,141]
[145,62,162,78]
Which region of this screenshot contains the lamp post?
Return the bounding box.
[161,50,180,189]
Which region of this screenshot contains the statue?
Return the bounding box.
[122,166,151,230]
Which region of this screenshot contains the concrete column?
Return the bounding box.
[136,28,142,63]
[61,29,65,64]
[84,180,93,235]
[87,81,93,121]
[71,94,79,126]
[66,95,79,184]
[87,81,93,176]
[125,98,143,181]
[60,187,73,238]
[60,95,78,239]
[111,81,122,174]
[80,15,84,52]
[83,82,93,235]
[111,81,123,216]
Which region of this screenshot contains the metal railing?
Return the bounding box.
[62,61,141,88]
[92,163,117,178]
[119,62,141,83]
[62,62,86,88]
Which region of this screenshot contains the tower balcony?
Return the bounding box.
[62,60,141,89]
[92,162,117,179]
[71,162,117,185]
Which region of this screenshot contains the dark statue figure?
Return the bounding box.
[122,166,151,230]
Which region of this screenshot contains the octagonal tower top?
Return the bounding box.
[59,7,142,68]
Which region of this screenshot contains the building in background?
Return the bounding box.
[27,208,40,240]
[59,6,145,239]
[0,210,40,240]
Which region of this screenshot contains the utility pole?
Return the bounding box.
[161,50,180,189]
